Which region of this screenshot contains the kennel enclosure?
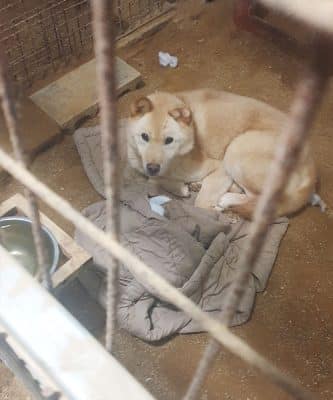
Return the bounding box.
[0,0,332,399]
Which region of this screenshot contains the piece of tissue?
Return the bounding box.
[158,51,178,68]
[149,195,171,216]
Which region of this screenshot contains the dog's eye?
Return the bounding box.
[141,133,149,142]
[165,137,174,145]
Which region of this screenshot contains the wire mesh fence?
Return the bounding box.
[0,0,331,399]
[0,0,169,88]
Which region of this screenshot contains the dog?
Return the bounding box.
[127,89,319,219]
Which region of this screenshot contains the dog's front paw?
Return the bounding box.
[180,184,191,198]
[189,182,202,192]
[214,204,240,223]
[217,193,236,210]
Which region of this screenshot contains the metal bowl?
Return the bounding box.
[0,216,59,276]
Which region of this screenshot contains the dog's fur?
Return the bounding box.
[127,89,317,219]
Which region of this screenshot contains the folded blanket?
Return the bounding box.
[74,125,288,341]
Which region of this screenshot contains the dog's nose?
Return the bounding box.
[146,163,161,176]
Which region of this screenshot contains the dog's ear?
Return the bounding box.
[168,107,192,125]
[130,97,153,117]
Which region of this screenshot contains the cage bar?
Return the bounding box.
[0,0,332,399]
[91,0,121,353]
[0,56,53,291]
[184,43,329,400]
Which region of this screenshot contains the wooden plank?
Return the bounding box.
[0,194,92,288]
[30,57,142,132]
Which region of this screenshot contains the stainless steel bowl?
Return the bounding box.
[0,216,59,276]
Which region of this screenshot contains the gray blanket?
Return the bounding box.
[73,125,288,341]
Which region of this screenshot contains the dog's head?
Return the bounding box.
[127,92,194,177]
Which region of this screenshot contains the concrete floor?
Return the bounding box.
[1,1,333,399]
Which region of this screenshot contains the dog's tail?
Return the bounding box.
[310,193,327,212]
[228,188,319,220]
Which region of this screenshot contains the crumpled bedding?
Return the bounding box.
[74,125,288,342]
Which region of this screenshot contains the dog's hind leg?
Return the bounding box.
[195,163,233,209]
[221,130,316,219]
[217,192,258,219]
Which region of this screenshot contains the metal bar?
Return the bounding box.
[38,10,55,74]
[117,0,124,32]
[0,56,53,291]
[149,0,154,18]
[49,11,63,64]
[183,42,329,400]
[91,0,120,353]
[0,147,315,400]
[0,333,50,400]
[62,8,73,63]
[75,2,84,51]
[128,0,133,26]
[0,246,155,400]
[15,31,30,85]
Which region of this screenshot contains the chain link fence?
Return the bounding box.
[0,0,169,87]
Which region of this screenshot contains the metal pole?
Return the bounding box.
[184,41,329,400]
[0,55,53,291]
[90,0,120,353]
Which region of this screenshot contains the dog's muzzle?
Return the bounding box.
[146,163,161,176]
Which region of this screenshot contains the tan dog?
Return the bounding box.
[127,89,318,219]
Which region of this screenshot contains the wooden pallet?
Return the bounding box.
[0,193,92,288]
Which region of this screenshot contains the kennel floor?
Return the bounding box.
[1,1,333,399]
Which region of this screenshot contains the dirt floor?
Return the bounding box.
[1,0,333,399]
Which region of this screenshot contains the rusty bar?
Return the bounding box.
[62,8,73,63]
[91,0,120,353]
[38,10,55,75]
[117,0,124,32]
[49,11,63,64]
[183,42,329,400]
[15,32,30,85]
[75,2,84,51]
[138,0,142,18]
[128,0,132,26]
[0,56,53,291]
[151,0,156,17]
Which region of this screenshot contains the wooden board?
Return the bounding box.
[30,57,142,132]
[0,193,92,288]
